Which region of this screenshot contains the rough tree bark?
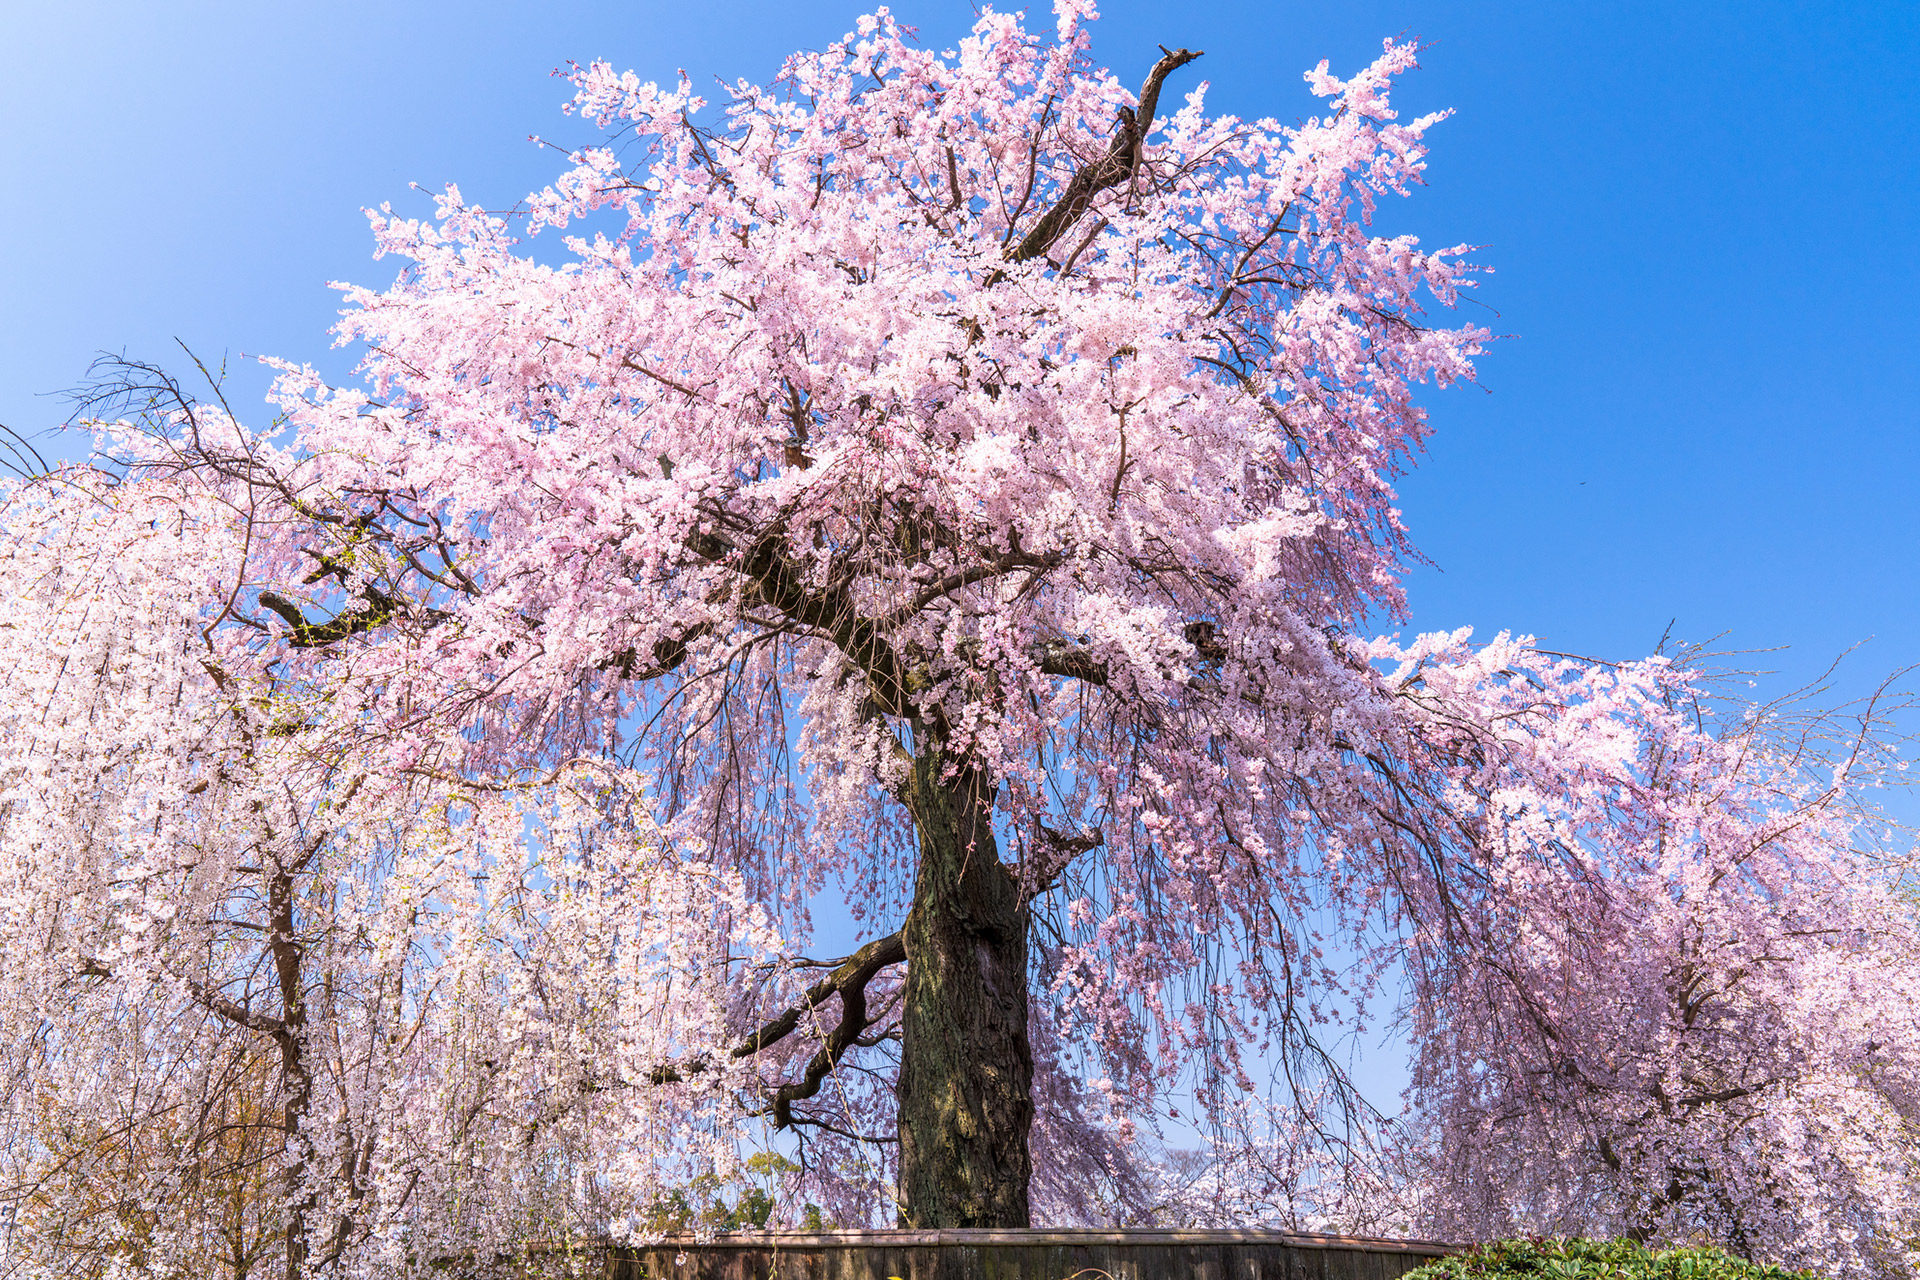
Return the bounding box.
[896,744,1033,1228]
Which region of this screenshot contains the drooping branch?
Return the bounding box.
[648,931,906,1130]
[735,932,905,1061]
[760,934,904,1128]
[599,624,714,681]
[80,955,288,1040]
[878,549,1064,629]
[1023,821,1103,901]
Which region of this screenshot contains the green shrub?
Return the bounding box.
[1401,1238,1821,1280]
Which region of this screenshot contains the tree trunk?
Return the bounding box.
[896,748,1033,1227]
[267,861,312,1280]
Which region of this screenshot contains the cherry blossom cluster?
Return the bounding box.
[2,0,1914,1269]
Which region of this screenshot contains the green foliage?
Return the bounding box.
[635,1154,833,1233]
[1402,1238,1822,1280]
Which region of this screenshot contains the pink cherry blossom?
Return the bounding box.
[3,4,1913,1274]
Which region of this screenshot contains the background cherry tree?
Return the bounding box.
[1398,656,1920,1271]
[2,1,1916,1274]
[0,460,801,1276]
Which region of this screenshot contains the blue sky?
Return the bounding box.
[5,0,1916,1108]
[7,0,1913,673]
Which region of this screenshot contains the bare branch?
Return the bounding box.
[1007,48,1201,265]
[648,931,905,1093]
[256,590,395,649]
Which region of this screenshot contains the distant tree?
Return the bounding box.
[1401,660,1920,1275]
[0,471,782,1276]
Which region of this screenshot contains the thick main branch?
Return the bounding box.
[685,527,917,714]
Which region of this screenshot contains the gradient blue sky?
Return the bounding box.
[7,0,1914,673]
[4,0,1916,1102]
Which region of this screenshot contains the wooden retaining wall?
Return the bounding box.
[605,1229,1460,1280]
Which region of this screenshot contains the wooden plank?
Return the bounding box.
[602,1229,1463,1280]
